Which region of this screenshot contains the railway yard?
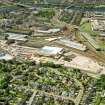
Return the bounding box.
[1,0,105,105]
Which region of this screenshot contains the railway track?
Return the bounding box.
[50,4,105,64]
[68,47,105,64]
[75,32,105,64]
[85,50,105,64]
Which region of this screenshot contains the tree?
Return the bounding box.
[96,75,105,90]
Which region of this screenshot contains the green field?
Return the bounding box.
[80,22,93,34]
[80,21,105,49]
[96,5,105,8]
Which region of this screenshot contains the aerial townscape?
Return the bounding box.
[1,0,105,105]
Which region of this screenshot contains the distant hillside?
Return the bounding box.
[1,0,105,5]
[44,0,105,4]
[45,0,73,4]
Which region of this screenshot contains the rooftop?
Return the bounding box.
[39,46,63,56]
[6,32,28,41]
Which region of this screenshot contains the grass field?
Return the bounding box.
[80,21,105,49]
[96,5,105,8]
[80,22,93,34]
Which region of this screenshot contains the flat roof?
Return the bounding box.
[40,46,63,55]
[6,33,28,41]
[56,38,86,51]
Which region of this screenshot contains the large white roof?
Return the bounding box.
[40,46,63,55]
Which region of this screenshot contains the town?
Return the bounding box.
[1,0,105,105]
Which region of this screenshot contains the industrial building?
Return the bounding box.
[6,33,28,41]
[39,46,63,57]
[91,19,105,32]
[37,28,61,34]
[55,38,86,51]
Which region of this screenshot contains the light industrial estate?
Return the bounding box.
[1,0,105,105]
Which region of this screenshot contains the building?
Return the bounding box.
[37,28,61,34]
[99,32,105,37]
[55,38,86,51]
[6,33,28,42]
[91,19,105,32]
[39,46,63,57]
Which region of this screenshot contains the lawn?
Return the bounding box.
[94,37,105,49]
[96,5,105,8]
[80,22,93,34]
[35,8,55,20]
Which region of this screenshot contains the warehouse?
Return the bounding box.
[6,33,28,41]
[39,46,63,57]
[91,19,105,32]
[55,38,86,51]
[37,28,61,34]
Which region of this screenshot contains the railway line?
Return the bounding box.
[85,50,105,64]
[67,46,105,64]
[75,32,105,64]
[50,8,105,64]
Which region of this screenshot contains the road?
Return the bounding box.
[49,67,84,105]
[82,80,97,105]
